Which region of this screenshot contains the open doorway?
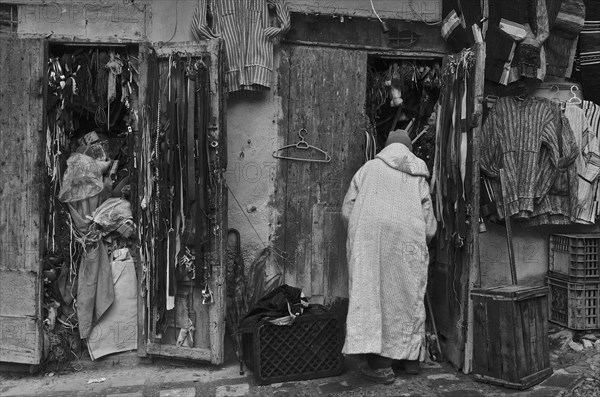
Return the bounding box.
[43,42,140,369]
[366,56,442,172]
[365,55,444,363]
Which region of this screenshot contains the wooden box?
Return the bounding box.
[471,285,553,390]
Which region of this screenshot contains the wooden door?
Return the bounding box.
[0,36,47,365]
[275,45,367,309]
[427,43,485,371]
[138,41,227,364]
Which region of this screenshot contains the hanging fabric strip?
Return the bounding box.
[460,74,468,199]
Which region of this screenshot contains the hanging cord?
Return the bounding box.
[369,0,389,33]
[164,0,178,44]
[408,2,442,26]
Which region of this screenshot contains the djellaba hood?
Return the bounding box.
[375,143,430,177]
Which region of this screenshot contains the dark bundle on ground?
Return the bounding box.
[41,323,82,373]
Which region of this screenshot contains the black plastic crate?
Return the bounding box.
[548,276,600,330]
[242,311,344,385]
[549,233,600,282]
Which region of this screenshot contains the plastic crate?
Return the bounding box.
[548,276,600,330]
[242,310,344,385]
[548,233,600,282]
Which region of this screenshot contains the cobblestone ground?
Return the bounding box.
[0,326,598,397]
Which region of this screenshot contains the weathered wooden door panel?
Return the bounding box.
[0,36,47,364]
[276,45,367,305]
[139,41,227,364]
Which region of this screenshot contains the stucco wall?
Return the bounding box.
[224,87,283,266]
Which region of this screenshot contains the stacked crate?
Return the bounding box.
[547,234,600,330]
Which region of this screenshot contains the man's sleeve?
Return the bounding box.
[341,169,362,227]
[420,178,437,244]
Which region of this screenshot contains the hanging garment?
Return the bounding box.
[510,0,550,81]
[441,0,482,52]
[77,239,115,339]
[485,24,518,84]
[485,0,533,84]
[480,96,562,220]
[519,99,579,226]
[87,248,137,360]
[191,0,290,92]
[545,0,586,77]
[61,159,116,340]
[579,101,600,222]
[342,143,436,361]
[564,104,600,224]
[574,1,600,104]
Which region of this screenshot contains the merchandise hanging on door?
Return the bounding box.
[137,50,217,350]
[431,48,475,248]
[43,44,140,369]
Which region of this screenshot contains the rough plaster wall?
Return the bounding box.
[15,0,196,43]
[15,0,442,40]
[147,0,195,43]
[287,0,441,21]
[224,53,283,266]
[479,222,600,287]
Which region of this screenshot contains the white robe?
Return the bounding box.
[341,143,437,360]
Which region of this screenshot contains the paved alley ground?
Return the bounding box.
[1,326,598,397]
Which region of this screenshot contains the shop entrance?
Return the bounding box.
[365,56,442,171]
[0,36,227,368]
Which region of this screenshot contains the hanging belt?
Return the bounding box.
[196,63,209,287]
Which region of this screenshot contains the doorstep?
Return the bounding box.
[76,350,151,371]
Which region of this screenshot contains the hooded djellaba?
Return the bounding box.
[341,129,437,383]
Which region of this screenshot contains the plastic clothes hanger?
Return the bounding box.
[548,85,564,110]
[567,85,582,106]
[272,128,332,163]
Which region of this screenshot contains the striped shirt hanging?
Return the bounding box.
[192,0,290,93]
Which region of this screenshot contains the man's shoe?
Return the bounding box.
[359,365,395,384]
[404,359,420,375]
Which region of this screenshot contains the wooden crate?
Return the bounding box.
[471,285,552,390]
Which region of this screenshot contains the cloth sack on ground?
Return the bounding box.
[239,284,309,332]
[87,248,137,360]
